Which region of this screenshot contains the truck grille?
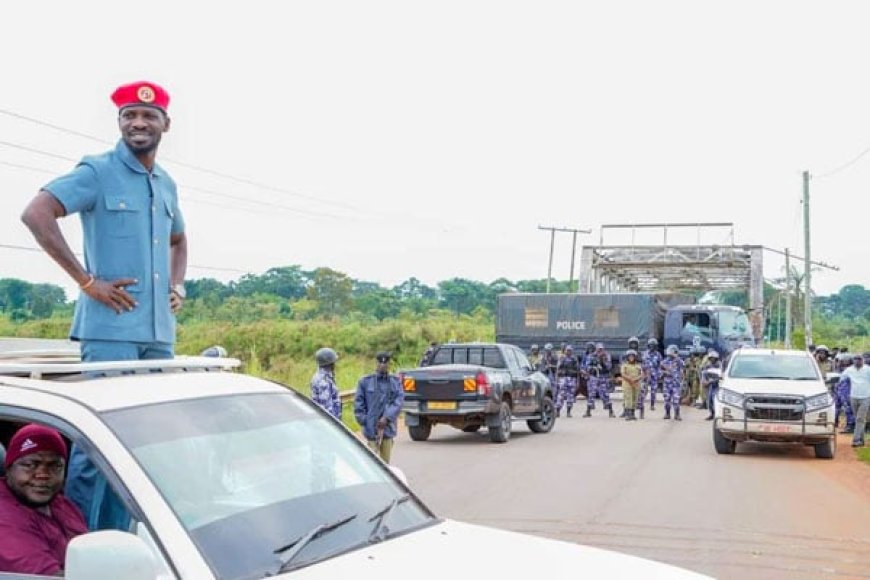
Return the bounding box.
[745,395,804,422]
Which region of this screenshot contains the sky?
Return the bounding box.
[2,1,869,302]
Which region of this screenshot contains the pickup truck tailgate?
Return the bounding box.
[404,365,482,400]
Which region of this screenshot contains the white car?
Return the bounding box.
[0,351,709,580]
[712,348,836,458]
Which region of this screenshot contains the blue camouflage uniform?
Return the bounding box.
[660,355,685,412]
[835,375,856,432]
[583,351,612,411]
[640,348,663,410]
[45,140,184,532]
[700,360,722,415]
[555,353,580,415]
[310,367,342,419]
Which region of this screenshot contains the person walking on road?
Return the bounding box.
[836,353,870,446]
[660,345,685,421]
[700,351,722,420]
[311,348,342,420]
[354,352,404,463]
[620,350,643,421]
[20,80,185,531]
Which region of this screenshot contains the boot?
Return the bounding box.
[566,407,572,418]
[674,406,682,421]
[639,406,645,419]
[664,407,671,420]
[583,408,592,418]
[620,408,628,418]
[705,411,714,420]
[608,405,616,418]
[627,409,637,421]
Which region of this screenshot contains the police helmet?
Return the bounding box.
[595,342,605,350]
[315,347,339,367]
[666,344,679,356]
[530,344,539,352]
[200,345,227,358]
[585,341,596,351]
[816,345,829,354]
[837,352,853,363]
[565,345,574,352]
[647,338,658,347]
[625,349,638,359]
[708,351,720,360]
[544,343,554,351]
[628,336,639,346]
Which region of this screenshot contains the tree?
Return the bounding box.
[438,278,491,316]
[307,268,353,317]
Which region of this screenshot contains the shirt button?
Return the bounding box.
[154,273,160,280]
[154,238,159,245]
[119,202,126,209]
[152,205,156,212]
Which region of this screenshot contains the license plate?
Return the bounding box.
[758,424,792,433]
[427,401,457,410]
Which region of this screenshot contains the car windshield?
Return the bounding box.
[103,392,435,579]
[719,310,753,339]
[728,354,819,380]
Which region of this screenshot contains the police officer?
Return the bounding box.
[527,344,543,372]
[542,343,559,386]
[660,345,685,420]
[618,337,642,416]
[684,346,704,406]
[583,343,615,418]
[640,338,662,417]
[620,349,643,421]
[701,351,722,420]
[814,345,833,381]
[354,352,404,463]
[311,347,342,419]
[555,345,581,417]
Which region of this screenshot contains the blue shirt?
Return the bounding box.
[44,141,184,344]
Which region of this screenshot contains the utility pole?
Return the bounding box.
[538,225,592,293]
[785,247,792,349]
[803,171,812,347]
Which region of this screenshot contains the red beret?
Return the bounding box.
[111,80,170,112]
[5,424,68,469]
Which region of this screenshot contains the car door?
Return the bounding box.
[506,347,536,413]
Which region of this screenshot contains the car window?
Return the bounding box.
[103,393,435,578]
[728,355,819,380]
[483,348,505,368]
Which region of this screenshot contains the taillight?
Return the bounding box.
[476,372,491,396]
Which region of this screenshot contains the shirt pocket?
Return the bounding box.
[104,195,146,238]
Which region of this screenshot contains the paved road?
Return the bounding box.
[392,401,870,579]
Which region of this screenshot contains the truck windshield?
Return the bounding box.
[728,355,819,380]
[718,310,752,339]
[103,393,434,578]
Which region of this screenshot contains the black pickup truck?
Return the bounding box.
[400,342,556,443]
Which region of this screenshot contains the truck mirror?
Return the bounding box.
[66,531,158,580]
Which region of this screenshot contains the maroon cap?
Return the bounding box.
[5,424,68,469]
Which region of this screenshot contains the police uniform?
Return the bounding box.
[700,358,722,419]
[620,356,643,420]
[310,367,342,419]
[583,348,614,417]
[555,348,580,417]
[660,351,685,420]
[354,353,405,463]
[640,345,663,414]
[684,350,702,405]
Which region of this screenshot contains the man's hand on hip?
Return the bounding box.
[83,278,138,313]
[169,291,184,314]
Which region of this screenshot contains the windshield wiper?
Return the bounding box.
[270,513,357,575]
[368,494,410,543]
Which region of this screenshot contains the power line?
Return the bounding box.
[0,107,362,211]
[0,160,58,176]
[0,242,248,274]
[814,144,870,179]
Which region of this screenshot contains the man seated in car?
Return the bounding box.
[0,424,87,575]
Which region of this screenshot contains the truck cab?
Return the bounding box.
[664,305,755,359]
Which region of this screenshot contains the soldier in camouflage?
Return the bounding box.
[542,343,559,389]
[834,352,856,434]
[683,346,704,406]
[310,347,342,420]
[639,338,662,418]
[660,345,685,421]
[583,343,615,418]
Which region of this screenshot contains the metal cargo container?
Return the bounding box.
[495,292,697,352]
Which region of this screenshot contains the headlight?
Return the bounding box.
[805,392,834,412]
[718,388,745,408]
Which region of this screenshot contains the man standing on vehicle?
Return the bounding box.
[311,348,342,420]
[836,354,870,446]
[355,352,404,463]
[20,81,186,531]
[0,424,87,575]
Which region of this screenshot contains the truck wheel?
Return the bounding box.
[408,420,432,442]
[527,396,556,433]
[461,425,481,433]
[712,426,736,455]
[488,402,512,443]
[814,437,836,459]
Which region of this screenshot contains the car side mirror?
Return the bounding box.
[65,531,158,580]
[826,372,841,386]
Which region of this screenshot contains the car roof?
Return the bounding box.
[730,348,811,358]
[0,353,290,412]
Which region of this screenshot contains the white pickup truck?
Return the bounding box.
[712,348,837,459]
